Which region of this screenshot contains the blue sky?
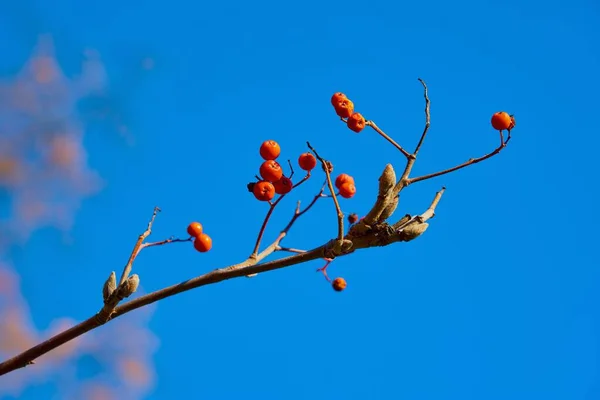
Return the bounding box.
[1,0,599,399]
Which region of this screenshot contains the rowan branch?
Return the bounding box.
[0,78,513,378]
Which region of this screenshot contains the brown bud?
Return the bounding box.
[247,182,256,192]
[400,222,429,241]
[116,274,140,299]
[378,164,396,197]
[102,271,117,303]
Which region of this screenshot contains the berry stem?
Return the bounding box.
[408,130,508,184]
[251,195,285,258]
[365,120,411,159]
[306,142,345,242]
[316,258,334,282]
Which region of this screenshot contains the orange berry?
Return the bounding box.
[259,160,283,182]
[193,233,212,252]
[259,140,281,160]
[253,180,275,201]
[332,277,347,292]
[347,113,366,133]
[187,222,203,237]
[273,176,293,194]
[330,92,347,106]
[491,111,512,131]
[334,99,354,118]
[339,182,356,199]
[335,173,354,189]
[348,213,358,224]
[298,152,317,171]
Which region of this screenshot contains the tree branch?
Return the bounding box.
[0,78,513,378]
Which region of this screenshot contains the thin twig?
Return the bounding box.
[366,120,411,158]
[306,142,344,241]
[316,258,334,282]
[292,173,311,188]
[277,247,307,254]
[251,195,286,258]
[282,182,327,233]
[251,168,315,258]
[409,131,508,184]
[119,207,161,286]
[140,237,193,251]
[413,78,431,156]
[420,187,445,221]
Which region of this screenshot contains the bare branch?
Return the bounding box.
[119,206,161,286]
[365,120,411,159]
[413,78,431,156]
[409,131,508,185]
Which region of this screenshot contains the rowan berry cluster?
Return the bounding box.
[331,92,366,133]
[186,222,212,253]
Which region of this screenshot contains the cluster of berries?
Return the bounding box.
[331,92,366,133]
[187,222,212,253]
[335,173,356,199]
[247,140,320,202]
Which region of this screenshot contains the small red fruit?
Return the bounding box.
[335,173,354,189]
[253,180,276,201]
[187,222,203,237]
[339,182,356,199]
[260,160,283,182]
[332,277,347,292]
[273,176,293,194]
[334,99,354,118]
[491,111,512,131]
[330,92,347,106]
[259,140,281,160]
[298,152,317,171]
[347,113,366,133]
[193,233,212,252]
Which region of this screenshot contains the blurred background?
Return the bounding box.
[0,1,599,399]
